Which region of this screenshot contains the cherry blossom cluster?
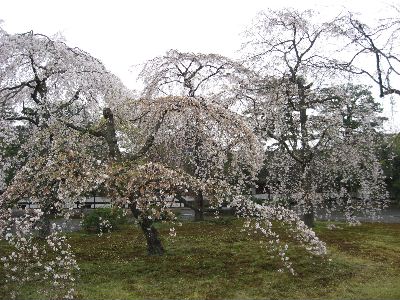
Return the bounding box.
[0,210,78,299]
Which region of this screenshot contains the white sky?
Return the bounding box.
[1,0,399,131]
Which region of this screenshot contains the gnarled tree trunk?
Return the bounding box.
[140,218,164,256]
[130,204,164,256]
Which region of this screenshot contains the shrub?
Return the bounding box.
[81,208,126,234]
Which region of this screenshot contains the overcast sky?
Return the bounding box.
[1,0,399,131]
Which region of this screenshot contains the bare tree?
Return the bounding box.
[330,7,400,97]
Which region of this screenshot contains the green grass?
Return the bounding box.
[0,219,399,299]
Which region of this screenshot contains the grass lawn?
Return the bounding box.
[0,218,399,299]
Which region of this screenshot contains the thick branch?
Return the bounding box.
[61,120,104,138]
[129,110,168,161]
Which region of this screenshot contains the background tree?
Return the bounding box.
[379,133,400,205]
[241,8,337,226]
[137,50,257,220]
[240,9,388,226]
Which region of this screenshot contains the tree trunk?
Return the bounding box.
[38,212,51,238]
[297,82,315,228]
[194,190,204,221]
[194,209,203,221]
[140,219,164,256]
[130,205,164,256]
[303,210,315,227]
